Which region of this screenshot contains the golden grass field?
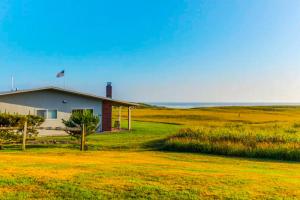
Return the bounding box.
[123,106,300,127]
[1,150,300,199]
[0,106,299,199]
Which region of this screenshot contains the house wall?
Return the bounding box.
[0,89,103,134]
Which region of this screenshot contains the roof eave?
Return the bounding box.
[0,86,139,107]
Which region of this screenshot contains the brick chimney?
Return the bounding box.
[103,82,113,131]
[106,82,112,98]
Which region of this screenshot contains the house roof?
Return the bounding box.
[0,86,138,107]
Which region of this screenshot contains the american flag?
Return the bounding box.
[56,70,65,78]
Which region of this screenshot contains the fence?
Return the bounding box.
[0,121,85,151]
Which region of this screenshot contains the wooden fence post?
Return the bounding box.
[128,107,131,130]
[22,120,27,151]
[80,124,86,151]
[83,124,86,151]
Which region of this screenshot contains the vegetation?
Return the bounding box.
[30,121,179,151]
[0,113,44,149]
[114,106,300,161]
[163,127,300,161]
[1,149,300,199]
[26,115,45,136]
[0,120,299,199]
[62,110,100,138]
[119,106,300,127]
[0,106,299,199]
[63,110,100,150]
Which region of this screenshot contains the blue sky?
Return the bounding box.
[0,0,300,102]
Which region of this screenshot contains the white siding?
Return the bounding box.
[0,89,103,135]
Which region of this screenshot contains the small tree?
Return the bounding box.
[26,115,45,137]
[0,113,44,150]
[0,131,21,149]
[62,110,100,150]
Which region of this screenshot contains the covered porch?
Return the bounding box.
[112,105,133,131]
[102,100,138,132]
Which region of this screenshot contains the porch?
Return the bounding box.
[102,100,137,132]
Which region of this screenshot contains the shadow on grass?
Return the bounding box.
[0,142,81,152]
[133,120,182,125]
[141,139,167,151]
[141,138,300,164]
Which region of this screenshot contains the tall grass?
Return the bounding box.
[163,126,300,161]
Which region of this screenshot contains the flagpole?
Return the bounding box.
[64,70,66,89]
[11,75,14,91]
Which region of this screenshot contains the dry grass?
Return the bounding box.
[114,106,300,127]
[0,106,299,199]
[164,127,300,161]
[0,150,299,199]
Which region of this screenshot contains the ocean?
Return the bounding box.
[148,102,300,109]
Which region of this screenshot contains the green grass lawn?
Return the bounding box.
[0,119,300,199]
[87,121,180,150]
[1,150,300,199]
[23,121,180,151]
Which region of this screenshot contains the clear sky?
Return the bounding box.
[0,0,300,102]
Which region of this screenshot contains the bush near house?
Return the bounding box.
[62,111,100,150]
[62,110,100,138]
[0,113,44,148]
[26,115,45,134]
[163,127,300,161]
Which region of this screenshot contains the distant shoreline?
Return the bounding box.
[146,102,300,109]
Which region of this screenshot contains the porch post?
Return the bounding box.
[128,106,131,130]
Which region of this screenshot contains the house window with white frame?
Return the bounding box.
[48,110,58,119]
[36,109,58,119]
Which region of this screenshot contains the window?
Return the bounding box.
[72,109,94,115]
[36,109,57,119]
[37,110,47,118]
[48,110,57,119]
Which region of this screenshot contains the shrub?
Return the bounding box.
[0,113,25,127]
[62,111,100,151]
[163,127,300,161]
[62,110,100,138]
[26,115,45,136]
[0,113,44,147]
[0,131,21,145]
[293,122,300,128]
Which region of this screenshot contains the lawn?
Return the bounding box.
[1,150,300,199]
[0,106,300,199]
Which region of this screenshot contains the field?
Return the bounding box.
[124,106,300,161]
[164,127,300,161]
[125,106,300,127]
[0,106,300,199]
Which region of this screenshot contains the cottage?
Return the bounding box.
[0,83,137,135]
